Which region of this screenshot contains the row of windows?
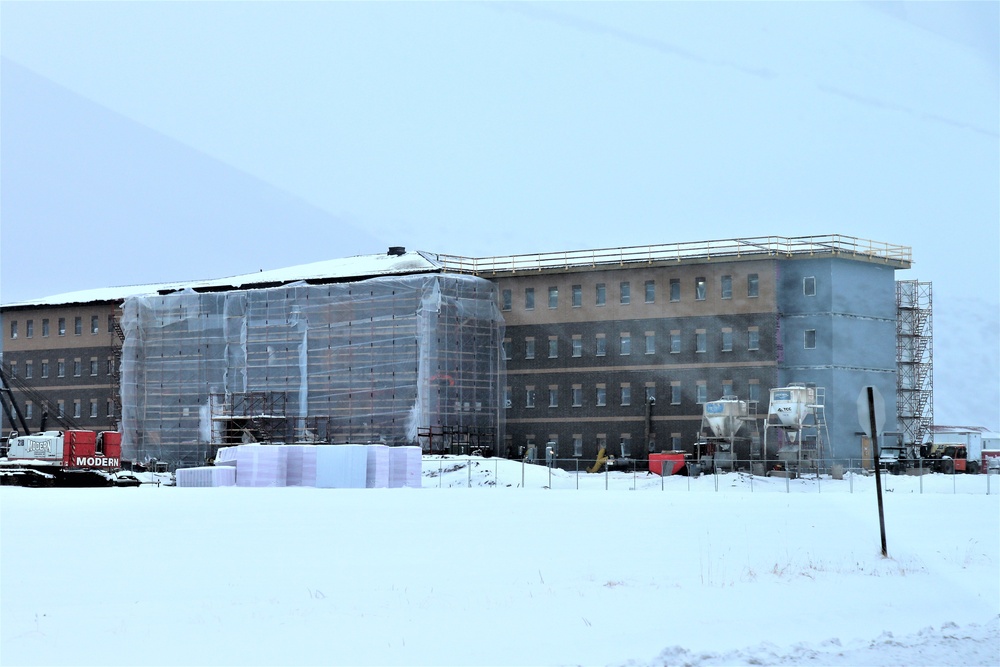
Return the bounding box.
[500,275,820,312]
[6,358,114,380]
[510,433,683,458]
[500,274,765,311]
[507,380,762,409]
[8,315,115,339]
[504,328,762,359]
[18,399,115,421]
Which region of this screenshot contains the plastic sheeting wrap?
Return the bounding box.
[389,446,422,488]
[120,274,504,468]
[285,445,318,487]
[175,466,236,487]
[366,444,390,488]
[234,445,288,487]
[315,445,367,489]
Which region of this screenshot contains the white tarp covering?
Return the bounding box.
[366,444,390,488]
[234,445,288,487]
[389,446,422,488]
[120,274,504,469]
[315,445,367,489]
[175,466,237,487]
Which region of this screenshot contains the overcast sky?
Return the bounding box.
[1,2,997,424]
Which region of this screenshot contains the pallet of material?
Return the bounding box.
[176,466,236,487]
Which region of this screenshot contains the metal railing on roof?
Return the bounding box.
[429,234,912,275]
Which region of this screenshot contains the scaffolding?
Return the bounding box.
[120,274,505,468]
[896,280,933,450]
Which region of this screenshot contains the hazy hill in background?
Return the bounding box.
[0,58,385,300]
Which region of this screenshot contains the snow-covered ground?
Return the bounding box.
[2,458,998,666]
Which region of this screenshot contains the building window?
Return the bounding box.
[670,382,681,405]
[748,328,760,351]
[26,320,33,338]
[596,435,607,456]
[572,336,582,357]
[620,282,630,305]
[26,402,33,420]
[645,332,655,355]
[58,318,66,336]
[748,274,759,298]
[525,288,535,310]
[107,359,114,375]
[502,339,512,360]
[57,361,65,378]
[670,331,681,354]
[505,387,512,409]
[549,386,559,408]
[803,276,816,296]
[73,400,82,419]
[41,361,49,379]
[89,359,97,376]
[670,278,680,302]
[749,382,761,403]
[722,380,734,396]
[573,435,584,457]
[525,387,536,408]
[804,329,817,349]
[572,385,583,407]
[90,400,99,418]
[548,337,558,358]
[107,400,114,418]
[696,330,707,353]
[620,332,631,355]
[721,329,733,352]
[24,362,33,379]
[9,321,16,339]
[695,277,707,301]
[91,315,100,334]
[501,289,512,311]
[548,286,558,309]
[645,385,656,403]
[572,285,582,308]
[547,437,559,459]
[73,360,82,377]
[8,362,16,378]
[596,334,607,357]
[671,433,682,450]
[697,383,707,404]
[721,275,733,299]
[58,400,65,418]
[620,435,632,458]
[74,316,82,335]
[644,280,655,303]
[525,337,535,359]
[621,384,631,406]
[42,319,50,337]
[596,283,606,306]
[596,385,607,407]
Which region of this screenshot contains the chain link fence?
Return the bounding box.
[422,456,1000,495]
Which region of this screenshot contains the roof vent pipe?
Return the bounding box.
[388,246,406,256]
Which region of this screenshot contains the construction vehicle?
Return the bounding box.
[914,442,982,474]
[1,368,139,486]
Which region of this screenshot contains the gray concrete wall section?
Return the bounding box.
[776,258,899,464]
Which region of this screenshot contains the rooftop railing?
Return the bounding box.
[430,234,912,275]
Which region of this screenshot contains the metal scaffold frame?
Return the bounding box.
[896,280,933,450]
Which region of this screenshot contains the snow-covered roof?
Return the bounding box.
[2,250,442,308]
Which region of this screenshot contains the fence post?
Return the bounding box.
[605,467,609,491]
[786,473,790,494]
[522,458,525,488]
[439,458,443,489]
[575,458,579,490]
[548,460,552,489]
[468,459,472,488]
[920,458,923,494]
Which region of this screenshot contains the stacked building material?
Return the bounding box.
[315,444,367,488]
[233,445,289,487]
[389,446,422,488]
[175,466,236,487]
[366,444,390,488]
[285,445,318,486]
